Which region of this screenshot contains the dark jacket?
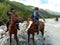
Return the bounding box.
[7,11,12,20]
[31,12,45,21]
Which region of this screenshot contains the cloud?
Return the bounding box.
[10,0,60,12]
[47,0,60,12]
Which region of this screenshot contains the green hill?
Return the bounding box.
[0,0,60,25]
[0,1,33,20]
[39,9,60,18]
[44,9,60,16]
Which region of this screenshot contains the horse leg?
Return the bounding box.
[9,34,12,45]
[40,29,44,37]
[39,29,45,45]
[32,33,34,45]
[28,34,30,45]
[14,34,18,45]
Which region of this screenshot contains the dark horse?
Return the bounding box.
[8,13,23,45]
[26,18,44,45]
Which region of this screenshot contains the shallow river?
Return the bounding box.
[0,18,60,45]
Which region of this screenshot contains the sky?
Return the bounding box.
[10,0,60,12]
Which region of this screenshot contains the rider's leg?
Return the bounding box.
[36,19,39,29]
[16,23,20,30]
[36,20,39,34]
[16,21,20,30]
[36,23,38,29]
[6,20,10,32]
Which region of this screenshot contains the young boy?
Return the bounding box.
[31,7,45,34]
[6,8,20,31]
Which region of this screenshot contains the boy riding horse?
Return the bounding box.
[6,8,20,31]
[31,7,45,34]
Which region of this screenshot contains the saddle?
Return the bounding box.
[33,20,40,30]
[25,21,33,32]
[25,20,40,32]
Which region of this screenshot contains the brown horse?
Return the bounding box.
[8,13,23,45]
[26,18,44,45]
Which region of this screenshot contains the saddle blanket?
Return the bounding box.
[25,21,33,32]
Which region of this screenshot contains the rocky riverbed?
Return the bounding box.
[0,18,60,45]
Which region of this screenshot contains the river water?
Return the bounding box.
[0,18,60,45]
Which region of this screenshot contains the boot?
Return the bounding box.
[16,23,20,30]
[36,24,39,35]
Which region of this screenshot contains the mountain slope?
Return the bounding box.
[40,9,60,18]
[0,0,60,23]
[44,9,60,15]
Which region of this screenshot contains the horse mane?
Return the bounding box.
[10,13,18,25]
